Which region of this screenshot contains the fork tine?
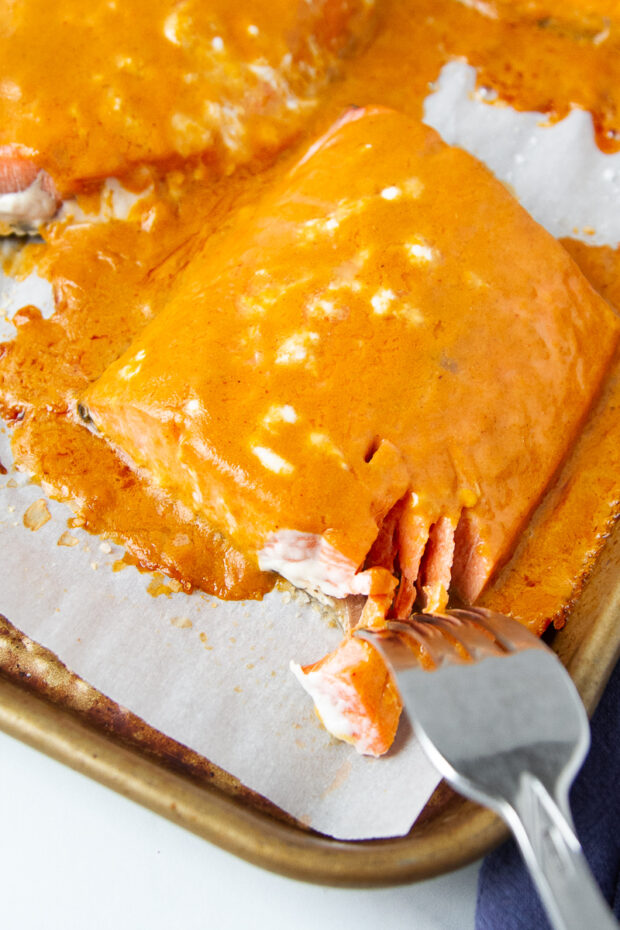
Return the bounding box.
[362,605,545,678]
[358,620,465,674]
[356,628,421,672]
[388,618,469,668]
[421,613,509,661]
[450,606,546,652]
[384,621,445,669]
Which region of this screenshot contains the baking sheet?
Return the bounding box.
[1,61,619,842]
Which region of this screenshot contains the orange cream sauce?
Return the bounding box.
[312,0,620,152]
[0,173,279,598]
[0,0,377,194]
[1,0,619,626]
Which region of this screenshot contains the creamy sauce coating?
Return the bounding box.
[0,0,377,193]
[82,108,619,617]
[1,0,620,629]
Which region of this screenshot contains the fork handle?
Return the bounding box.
[505,775,618,930]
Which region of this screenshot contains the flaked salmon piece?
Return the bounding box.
[364,495,407,573]
[0,147,61,234]
[356,573,400,630]
[0,150,41,195]
[291,636,402,757]
[450,508,494,604]
[392,496,431,620]
[391,575,417,621]
[417,515,457,614]
[257,530,395,600]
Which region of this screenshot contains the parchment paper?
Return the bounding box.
[1,62,619,840]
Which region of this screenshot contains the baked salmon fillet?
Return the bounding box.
[81,107,619,752]
[0,0,376,232]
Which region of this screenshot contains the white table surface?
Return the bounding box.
[0,729,479,930]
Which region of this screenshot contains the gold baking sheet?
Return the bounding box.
[1,517,618,887]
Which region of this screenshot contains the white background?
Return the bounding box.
[0,730,479,930]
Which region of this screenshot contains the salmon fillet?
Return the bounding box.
[0,0,376,231]
[82,106,619,605]
[81,106,619,751]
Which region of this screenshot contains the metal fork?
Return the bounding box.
[357,607,618,930]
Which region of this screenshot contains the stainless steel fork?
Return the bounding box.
[357,607,618,930]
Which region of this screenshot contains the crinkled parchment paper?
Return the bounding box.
[1,62,619,840]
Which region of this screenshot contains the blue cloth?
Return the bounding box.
[476,658,620,929]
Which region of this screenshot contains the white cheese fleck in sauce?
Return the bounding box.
[184,398,200,416]
[309,432,347,467]
[404,177,424,198]
[263,404,298,428]
[163,11,181,45]
[370,288,397,314]
[118,361,141,380]
[406,242,435,263]
[307,297,341,319]
[275,331,319,365]
[251,446,295,475]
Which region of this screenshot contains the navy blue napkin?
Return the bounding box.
[476,657,620,929]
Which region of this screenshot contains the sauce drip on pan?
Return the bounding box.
[1,170,280,599]
[1,0,619,626]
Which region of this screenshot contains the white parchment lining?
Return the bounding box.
[1,63,619,841]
